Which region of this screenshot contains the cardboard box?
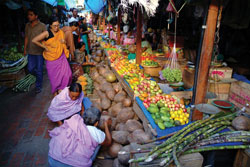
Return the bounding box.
[229,81,250,113]
[209,67,233,81]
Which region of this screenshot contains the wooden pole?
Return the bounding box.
[193,0,220,120]
[117,8,121,45]
[136,7,142,64]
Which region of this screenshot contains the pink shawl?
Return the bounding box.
[49,114,98,167]
[47,87,84,122]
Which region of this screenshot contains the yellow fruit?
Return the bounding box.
[78,76,86,82]
[80,81,87,86]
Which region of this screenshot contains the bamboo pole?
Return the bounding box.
[193,0,220,120]
[136,7,142,64]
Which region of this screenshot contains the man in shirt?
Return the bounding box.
[48,107,112,167]
[61,18,79,60]
[24,8,46,93]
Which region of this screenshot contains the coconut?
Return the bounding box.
[108,143,123,158]
[96,50,103,57]
[112,131,129,145]
[125,119,143,133]
[98,115,111,130]
[232,116,250,131]
[118,145,131,166]
[123,98,132,107]
[93,56,101,62]
[117,107,135,123]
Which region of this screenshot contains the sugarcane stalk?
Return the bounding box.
[194,137,250,147]
[210,131,250,139]
[173,145,181,167]
[146,117,232,163]
[184,145,250,154]
[131,114,235,164]
[163,125,228,167]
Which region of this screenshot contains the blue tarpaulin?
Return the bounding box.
[85,0,106,14]
[42,0,76,9]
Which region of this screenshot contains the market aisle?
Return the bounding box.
[0,73,55,167]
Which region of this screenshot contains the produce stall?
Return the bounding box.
[0,46,29,89]
[89,1,250,166]
[100,42,192,138]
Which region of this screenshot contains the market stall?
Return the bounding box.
[87,0,250,166]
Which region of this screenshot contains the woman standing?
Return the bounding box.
[32,17,72,96]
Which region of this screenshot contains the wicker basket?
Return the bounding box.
[142,65,163,77]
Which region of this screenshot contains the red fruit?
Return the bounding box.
[183,108,187,112]
[175,104,179,108]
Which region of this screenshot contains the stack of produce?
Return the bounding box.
[0,56,28,74]
[133,80,162,100]
[89,63,151,165]
[77,74,94,95]
[12,74,36,92]
[106,49,123,63]
[113,59,141,76]
[129,113,250,166]
[123,73,150,90]
[0,46,23,62]
[142,60,159,67]
[161,67,182,83]
[143,94,189,128]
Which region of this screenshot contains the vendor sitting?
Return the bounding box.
[75,42,89,64]
[48,107,112,167]
[47,83,84,126]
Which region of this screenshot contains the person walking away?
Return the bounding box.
[80,17,90,54]
[32,17,72,96]
[47,83,85,126]
[24,8,46,93]
[61,21,79,60]
[48,107,112,167]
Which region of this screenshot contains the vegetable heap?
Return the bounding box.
[161,67,182,83]
[129,112,250,167]
[142,60,159,67]
[77,74,94,95]
[0,46,23,62]
[0,56,28,74]
[13,74,36,92]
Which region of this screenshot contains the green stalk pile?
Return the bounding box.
[13,74,36,92]
[129,112,250,166]
[0,56,28,74]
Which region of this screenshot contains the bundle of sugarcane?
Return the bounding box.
[129,112,250,167]
[12,74,36,92]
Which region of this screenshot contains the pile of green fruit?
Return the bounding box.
[1,46,23,62]
[148,103,176,129]
[142,60,159,67]
[161,67,182,83]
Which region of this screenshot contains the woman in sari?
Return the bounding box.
[32,17,72,96]
[47,83,85,126]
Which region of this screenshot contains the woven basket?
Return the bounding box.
[142,65,163,77]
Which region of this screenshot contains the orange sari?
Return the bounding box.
[43,29,69,61]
